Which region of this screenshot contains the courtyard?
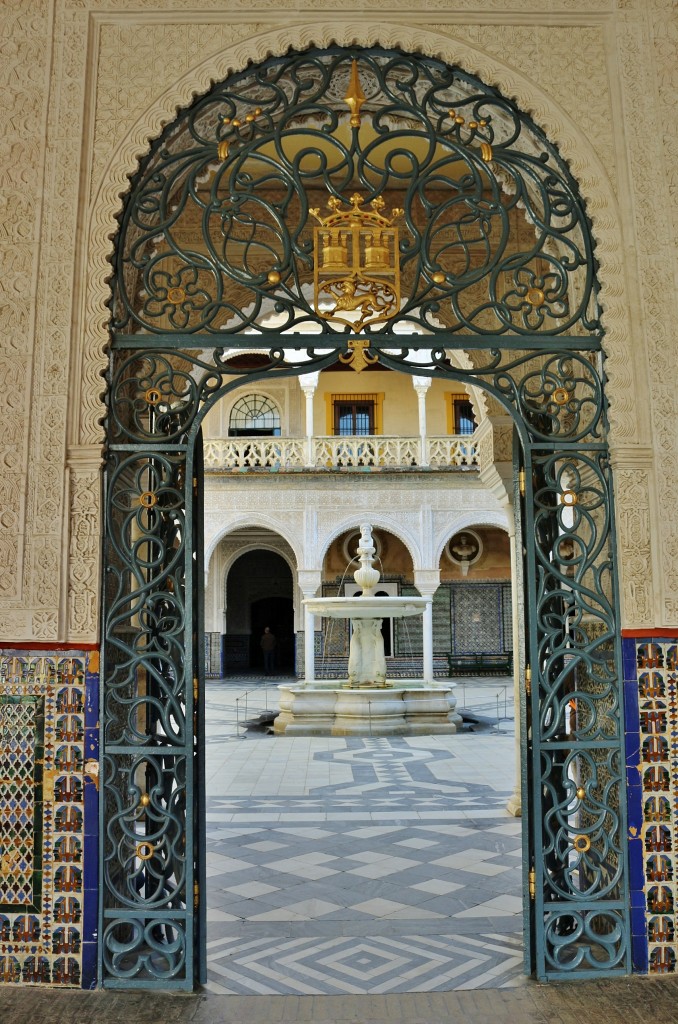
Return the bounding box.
[203,676,523,995]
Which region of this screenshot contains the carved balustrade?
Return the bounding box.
[202,435,478,471]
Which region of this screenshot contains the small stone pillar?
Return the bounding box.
[412,376,432,467]
[299,372,319,467]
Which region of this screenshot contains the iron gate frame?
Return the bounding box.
[99,46,631,989]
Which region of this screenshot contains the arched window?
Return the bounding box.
[228,395,281,437]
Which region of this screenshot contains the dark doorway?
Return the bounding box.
[224,549,295,673]
[250,596,294,672]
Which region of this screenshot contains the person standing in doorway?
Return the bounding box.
[260,626,277,676]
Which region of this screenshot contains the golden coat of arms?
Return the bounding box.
[311,193,403,337]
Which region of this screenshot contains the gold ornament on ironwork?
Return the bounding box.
[218,106,263,161]
[447,109,492,162]
[552,386,572,407]
[139,491,158,509]
[136,841,155,861]
[527,287,545,307]
[167,287,186,305]
[561,489,578,507]
[344,59,366,128]
[573,834,591,853]
[310,193,403,344]
[339,339,378,373]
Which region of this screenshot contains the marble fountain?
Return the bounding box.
[273,524,462,736]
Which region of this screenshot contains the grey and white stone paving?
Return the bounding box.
[204,678,523,995]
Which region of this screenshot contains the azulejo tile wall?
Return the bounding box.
[624,635,678,976]
[0,651,98,988]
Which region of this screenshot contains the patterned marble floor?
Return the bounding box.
[204,678,524,995]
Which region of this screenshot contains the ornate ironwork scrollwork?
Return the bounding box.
[102,45,630,990]
[111,48,598,339]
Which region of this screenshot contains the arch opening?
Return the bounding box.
[101,45,630,991]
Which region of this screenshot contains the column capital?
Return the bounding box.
[413,569,440,596]
[299,371,320,393]
[608,445,654,471]
[298,569,322,596]
[66,444,104,470]
[411,375,432,394]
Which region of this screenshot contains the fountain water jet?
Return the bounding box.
[273,524,462,735]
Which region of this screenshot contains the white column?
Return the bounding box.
[506,512,522,817]
[422,598,434,683]
[414,570,439,685]
[299,371,319,467]
[412,376,432,467]
[298,570,322,683]
[304,604,316,682]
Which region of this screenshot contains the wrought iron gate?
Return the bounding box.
[100,47,630,988]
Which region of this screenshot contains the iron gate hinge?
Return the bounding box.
[194,882,199,907]
[525,664,531,697]
[193,677,199,701]
[529,867,536,899]
[518,468,526,497]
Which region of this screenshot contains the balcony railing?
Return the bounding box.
[203,435,478,471]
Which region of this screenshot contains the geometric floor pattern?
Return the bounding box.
[205,681,524,994]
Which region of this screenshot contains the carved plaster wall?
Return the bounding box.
[0,1,675,644]
[203,475,507,581]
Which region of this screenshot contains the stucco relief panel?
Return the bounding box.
[447,24,615,194]
[90,21,268,201]
[67,465,101,642]
[615,470,654,628]
[0,2,52,612]
[616,11,678,625]
[27,7,93,636]
[0,3,94,637]
[653,17,678,213]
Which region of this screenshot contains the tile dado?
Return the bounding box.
[0,651,99,988]
[624,636,678,976]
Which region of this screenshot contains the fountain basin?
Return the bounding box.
[304,596,428,619]
[273,681,462,736]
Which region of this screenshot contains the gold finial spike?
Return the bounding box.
[344,59,366,128]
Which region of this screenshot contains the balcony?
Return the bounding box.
[203,435,478,472]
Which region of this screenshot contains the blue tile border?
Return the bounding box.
[624,635,678,977]
[81,652,99,988]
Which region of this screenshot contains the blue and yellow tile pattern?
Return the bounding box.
[0,652,98,987]
[624,636,678,975]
